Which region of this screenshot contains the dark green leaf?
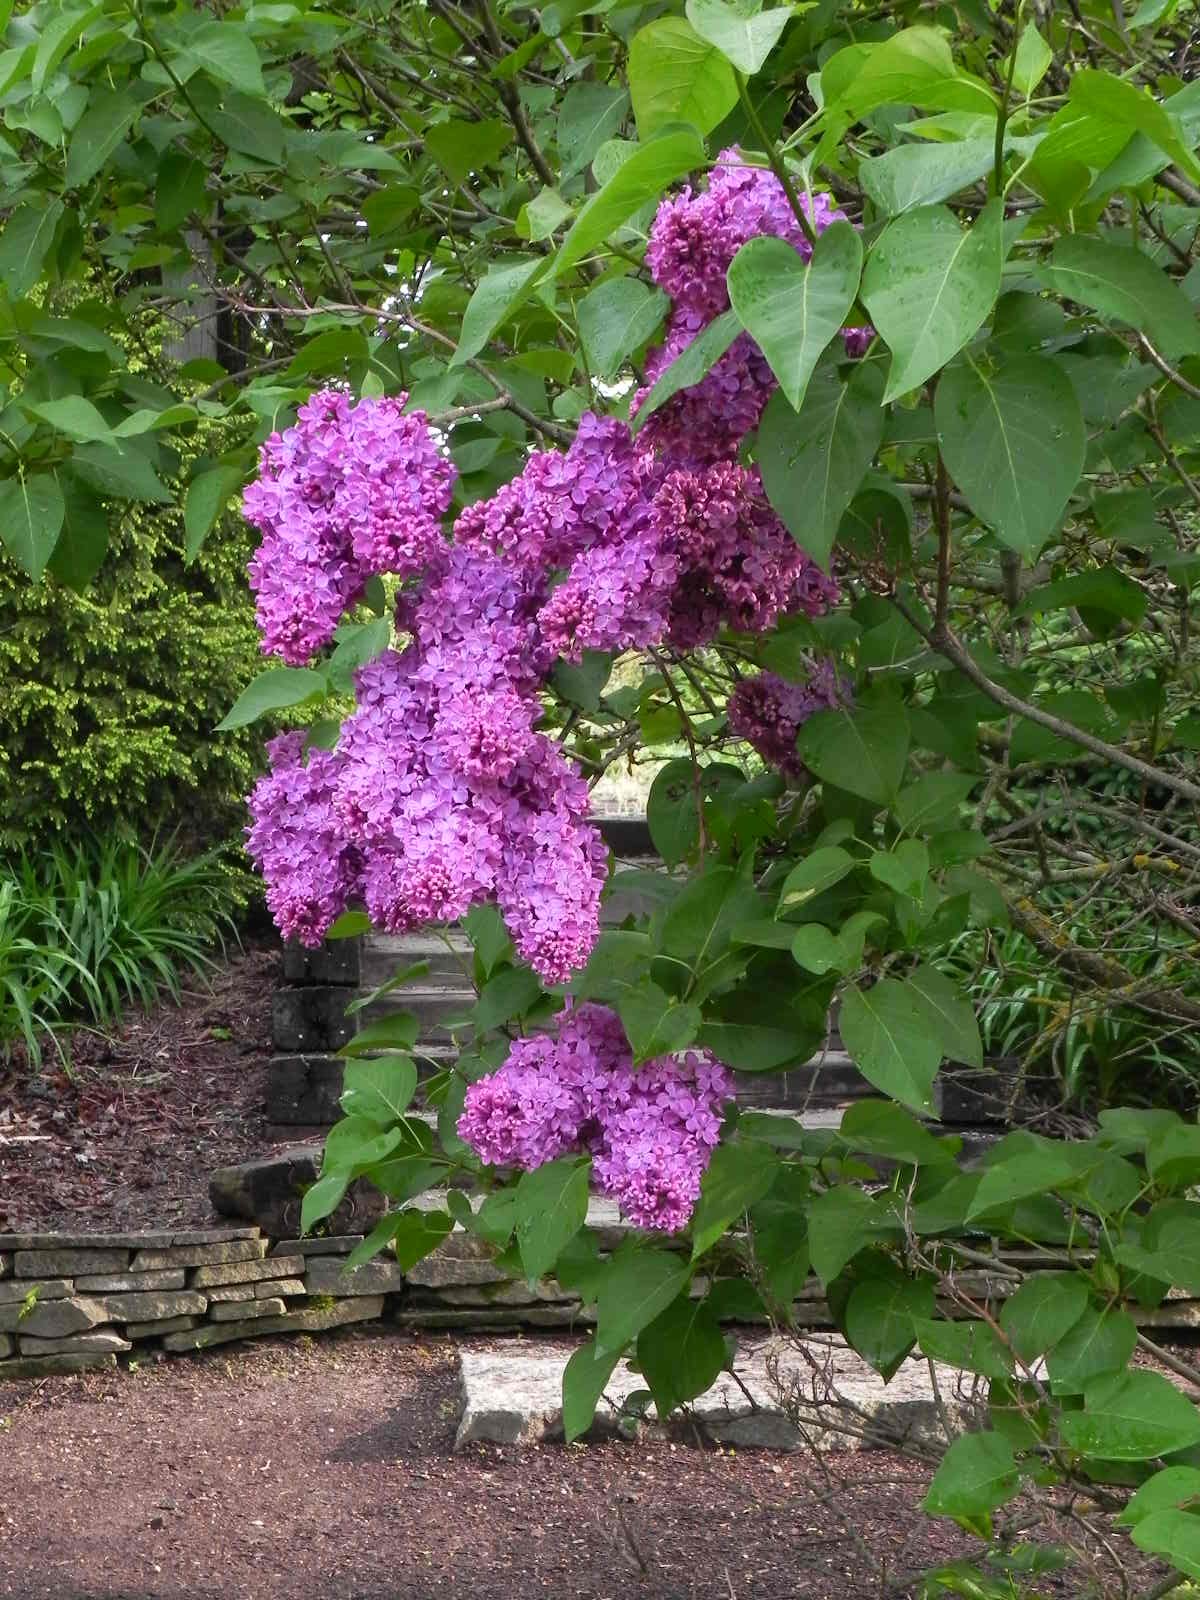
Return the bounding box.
[618,979,702,1063]
[757,358,885,566]
[215,666,327,731]
[841,977,942,1114]
[632,308,742,431]
[690,1140,778,1259]
[936,356,1086,558]
[1039,235,1200,359]
[339,1055,418,1126]
[796,704,910,806]
[0,200,65,297]
[1062,1370,1200,1461]
[562,1336,621,1442]
[727,224,862,412]
[0,473,64,582]
[577,277,668,380]
[66,89,138,187]
[637,1293,726,1414]
[595,1245,692,1355]
[923,1433,1020,1520]
[515,1155,591,1280]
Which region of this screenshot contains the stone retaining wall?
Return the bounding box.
[0,1227,393,1379]
[6,1197,1200,1383]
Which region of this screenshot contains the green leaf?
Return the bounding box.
[558,83,630,179]
[1148,1124,1200,1190]
[339,1055,418,1127]
[935,355,1086,558]
[595,1245,692,1355]
[327,910,371,940]
[631,308,742,431]
[562,1336,622,1443]
[778,846,855,910]
[1061,1371,1200,1461]
[338,1012,419,1057]
[426,118,512,184]
[207,91,284,163]
[46,477,108,590]
[628,17,738,139]
[184,463,244,562]
[841,977,942,1114]
[299,1170,350,1233]
[577,277,668,380]
[795,703,910,807]
[893,773,977,833]
[0,473,65,582]
[1070,68,1200,187]
[861,199,1006,401]
[0,200,65,297]
[1018,566,1148,630]
[807,1187,897,1286]
[1118,1467,1200,1528]
[70,442,170,503]
[839,1099,955,1166]
[156,150,209,233]
[756,359,885,567]
[452,258,546,368]
[30,396,114,443]
[553,128,706,281]
[515,1155,591,1280]
[364,1206,453,1271]
[618,979,702,1063]
[998,1272,1090,1362]
[1132,1509,1200,1583]
[1046,1304,1137,1393]
[180,21,266,98]
[215,666,327,731]
[1011,23,1052,97]
[469,965,542,1031]
[684,0,794,76]
[791,912,882,977]
[517,187,573,242]
[858,137,996,216]
[869,839,929,899]
[321,1114,403,1173]
[1039,235,1200,360]
[907,963,983,1070]
[646,758,743,865]
[690,1140,778,1259]
[637,1294,726,1415]
[968,1138,1096,1221]
[914,1318,1012,1380]
[844,1266,934,1380]
[65,88,138,187]
[727,224,862,412]
[923,1433,1020,1520]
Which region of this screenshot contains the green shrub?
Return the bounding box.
[0,834,239,1063]
[0,494,262,851]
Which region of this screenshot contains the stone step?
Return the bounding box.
[361,932,473,987]
[453,1337,976,1452]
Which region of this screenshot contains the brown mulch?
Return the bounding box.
[0,942,282,1234]
[0,1326,1074,1600]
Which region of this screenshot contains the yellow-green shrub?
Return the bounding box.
[0,495,261,850]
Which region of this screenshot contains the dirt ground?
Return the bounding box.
[0,942,279,1234]
[0,1325,988,1600]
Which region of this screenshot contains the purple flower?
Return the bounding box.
[458,1004,734,1232]
[728,662,849,779]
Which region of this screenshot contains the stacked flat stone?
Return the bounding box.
[0,1229,395,1378]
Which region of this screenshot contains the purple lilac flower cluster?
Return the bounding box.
[636,149,872,463]
[244,151,860,1224]
[244,390,455,664]
[458,1003,733,1232]
[727,660,848,779]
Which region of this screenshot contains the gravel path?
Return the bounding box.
[0,1325,995,1600]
